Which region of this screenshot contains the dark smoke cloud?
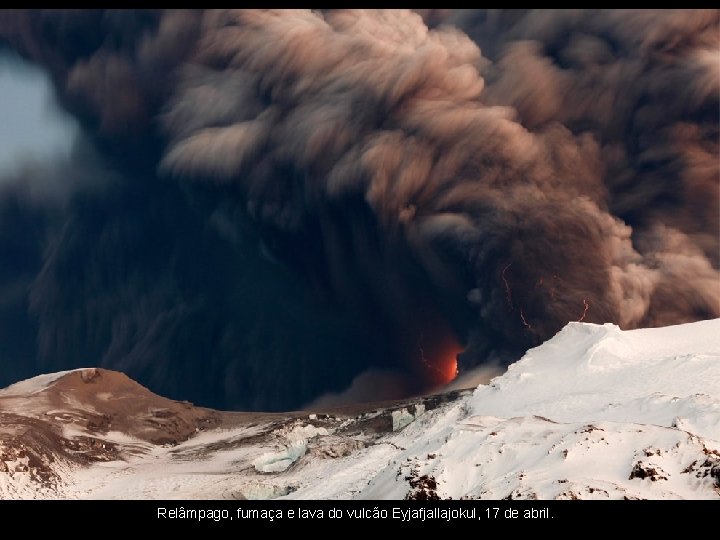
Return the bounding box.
[0,9,717,410]
[449,8,720,326]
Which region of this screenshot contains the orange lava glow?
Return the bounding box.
[441,353,460,385]
[419,337,462,386]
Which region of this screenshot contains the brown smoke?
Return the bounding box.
[161,9,718,354]
[0,9,717,409]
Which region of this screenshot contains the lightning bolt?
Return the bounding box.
[519,309,532,330]
[502,265,589,332]
[501,262,513,306]
[576,298,590,322]
[502,261,534,333]
[418,335,440,377]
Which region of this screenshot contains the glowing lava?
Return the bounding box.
[417,334,462,386]
[442,352,460,385]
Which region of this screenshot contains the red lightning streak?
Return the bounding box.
[418,338,429,367]
[418,336,445,381]
[502,261,535,333]
[505,270,586,332]
[519,309,533,330]
[576,298,590,322]
[502,262,513,306]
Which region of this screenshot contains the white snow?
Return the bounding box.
[357,320,720,499]
[253,440,309,473]
[391,408,415,431]
[253,422,329,473]
[391,404,426,431]
[0,369,75,397]
[468,321,720,439]
[284,424,329,442]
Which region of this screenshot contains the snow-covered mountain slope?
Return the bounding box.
[1,320,718,499]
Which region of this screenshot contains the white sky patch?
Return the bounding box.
[0,53,79,175]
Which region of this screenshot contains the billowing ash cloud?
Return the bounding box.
[0,9,717,410]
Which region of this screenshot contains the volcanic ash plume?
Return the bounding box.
[0,9,717,410]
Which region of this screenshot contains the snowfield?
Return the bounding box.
[362,321,720,499]
[1,320,718,499]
